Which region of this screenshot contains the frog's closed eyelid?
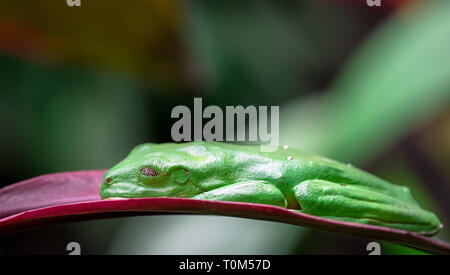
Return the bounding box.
[141,167,158,177]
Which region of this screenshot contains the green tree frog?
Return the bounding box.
[100,142,442,235]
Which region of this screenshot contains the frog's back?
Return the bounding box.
[175,142,418,205]
[143,142,415,203]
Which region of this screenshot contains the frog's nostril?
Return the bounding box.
[106,177,112,184]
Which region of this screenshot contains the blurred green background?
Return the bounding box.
[0,0,449,254]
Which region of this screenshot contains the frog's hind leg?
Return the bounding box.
[293,180,441,235]
[192,181,287,208]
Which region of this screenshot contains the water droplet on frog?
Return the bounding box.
[287,156,293,160]
[347,163,353,167]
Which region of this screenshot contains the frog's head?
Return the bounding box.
[100,143,207,199]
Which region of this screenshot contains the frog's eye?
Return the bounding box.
[141,167,158,177]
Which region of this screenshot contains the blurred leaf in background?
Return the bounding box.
[0,0,185,89]
[281,0,450,164]
[0,56,149,182]
[107,216,309,255]
[185,0,382,105]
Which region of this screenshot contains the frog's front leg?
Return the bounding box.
[192,181,287,208]
[292,180,441,234]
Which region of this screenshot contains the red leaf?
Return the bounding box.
[0,171,449,254]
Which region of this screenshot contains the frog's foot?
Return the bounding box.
[293,180,442,235]
[192,181,288,208]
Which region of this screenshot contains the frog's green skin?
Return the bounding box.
[100,142,442,235]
